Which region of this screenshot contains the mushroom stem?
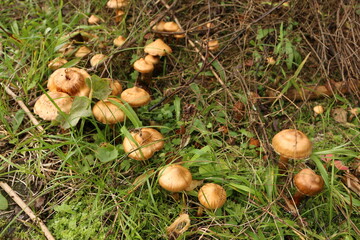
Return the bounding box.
[140,72,153,86]
[292,190,305,206]
[278,155,289,169]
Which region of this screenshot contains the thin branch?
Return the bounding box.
[0,181,55,240]
[1,83,44,132]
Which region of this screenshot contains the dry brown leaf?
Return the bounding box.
[331,108,348,123]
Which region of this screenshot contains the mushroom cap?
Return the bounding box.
[106,0,128,8]
[133,58,154,74]
[92,98,125,124]
[144,55,160,65]
[123,128,164,160]
[47,67,91,97]
[158,165,192,192]
[75,46,91,58]
[113,35,126,47]
[144,39,172,56]
[208,39,219,51]
[88,15,101,25]
[294,168,324,196]
[152,21,166,32]
[313,105,324,115]
[104,78,122,96]
[121,87,151,107]
[163,21,180,32]
[272,129,312,159]
[198,183,227,209]
[34,91,73,121]
[90,54,108,67]
[48,58,68,70]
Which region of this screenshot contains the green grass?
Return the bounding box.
[0,0,359,239]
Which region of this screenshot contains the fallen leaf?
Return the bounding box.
[331,108,348,123]
[320,154,349,170]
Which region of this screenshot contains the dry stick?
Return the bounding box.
[0,181,55,240]
[149,0,288,111]
[1,83,44,132]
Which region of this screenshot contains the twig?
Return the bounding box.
[1,83,44,132]
[149,0,289,111]
[0,181,55,240]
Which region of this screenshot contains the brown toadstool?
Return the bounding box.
[158,164,192,192]
[113,35,126,47]
[75,46,91,58]
[88,15,102,25]
[272,129,312,169]
[104,78,122,96]
[123,128,164,160]
[198,183,227,210]
[92,98,125,124]
[121,86,151,108]
[47,67,91,97]
[48,57,68,70]
[144,39,172,57]
[292,168,324,206]
[34,91,73,121]
[90,54,108,67]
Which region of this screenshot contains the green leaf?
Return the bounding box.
[0,193,8,210]
[211,60,226,81]
[109,99,142,128]
[87,75,111,100]
[62,58,81,68]
[59,96,92,129]
[95,143,118,163]
[11,109,25,133]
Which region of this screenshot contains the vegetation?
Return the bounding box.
[0,0,359,239]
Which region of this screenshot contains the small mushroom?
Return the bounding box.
[106,0,128,8]
[113,35,126,47]
[158,165,192,192]
[92,98,125,124]
[48,57,68,70]
[121,86,151,107]
[144,55,160,65]
[144,39,172,57]
[75,46,91,58]
[207,39,219,51]
[115,10,125,23]
[198,183,227,210]
[34,91,73,121]
[292,168,324,206]
[88,15,102,25]
[152,20,166,32]
[133,58,154,84]
[47,67,91,97]
[313,105,324,116]
[90,54,108,67]
[272,129,312,169]
[123,128,164,160]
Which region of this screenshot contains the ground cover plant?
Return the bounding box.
[0,0,360,239]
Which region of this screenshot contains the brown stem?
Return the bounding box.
[292,190,305,206]
[278,155,289,169]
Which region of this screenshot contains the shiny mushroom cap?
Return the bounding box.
[198,183,227,209]
[294,168,324,196]
[90,54,108,67]
[144,55,160,65]
[34,91,73,121]
[113,35,126,47]
[163,21,180,32]
[75,46,91,58]
[144,39,172,56]
[152,21,166,32]
[123,128,164,160]
[272,129,312,159]
[158,165,192,192]
[133,58,154,74]
[47,67,91,97]
[121,87,151,107]
[92,98,125,124]
[106,0,128,8]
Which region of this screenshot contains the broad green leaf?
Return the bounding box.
[11,109,25,133]
[211,60,226,81]
[87,75,111,100]
[62,58,81,68]
[0,193,8,210]
[95,143,118,163]
[59,96,92,129]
